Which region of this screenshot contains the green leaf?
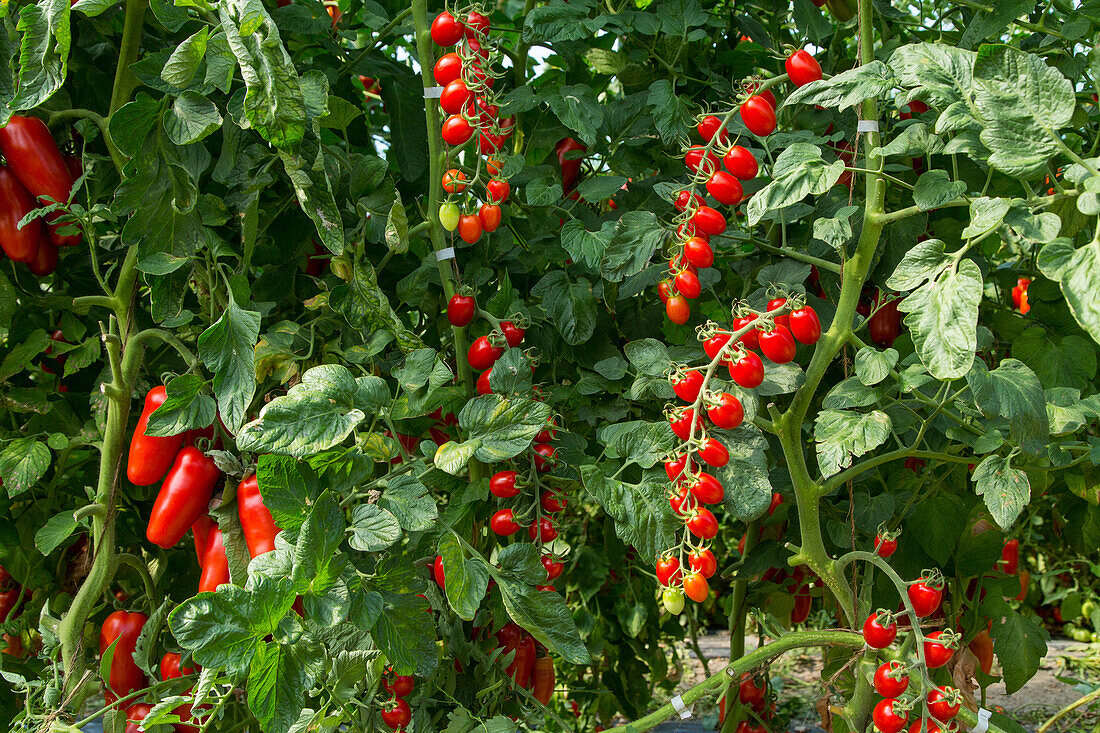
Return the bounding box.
[560,219,614,268]
[247,641,323,733]
[544,84,602,147]
[747,144,844,226]
[600,211,664,283]
[715,425,774,521]
[885,238,950,291]
[384,193,409,254]
[1012,328,1097,391]
[973,456,1031,529]
[34,510,78,555]
[888,43,974,107]
[913,170,965,211]
[1057,240,1100,348]
[219,0,305,148]
[379,474,438,533]
[987,597,1048,694]
[962,197,1012,238]
[161,27,208,87]
[898,259,983,380]
[575,175,628,202]
[371,592,437,676]
[146,374,216,437]
[238,365,386,458]
[645,79,691,142]
[11,0,70,114]
[348,504,401,552]
[854,347,898,386]
[814,410,891,478]
[580,464,678,564]
[62,336,101,377]
[166,92,223,145]
[291,491,346,595]
[330,258,422,352]
[278,127,346,255]
[522,1,592,42]
[781,61,895,111]
[198,293,260,433]
[495,576,590,663]
[596,420,678,469]
[434,396,552,475]
[966,359,1049,454]
[0,438,50,498]
[256,455,321,531]
[487,347,534,396]
[972,45,1074,177]
[437,533,489,621]
[530,271,597,345]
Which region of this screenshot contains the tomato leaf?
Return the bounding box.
[437,532,489,621]
[247,640,323,733]
[898,258,982,380]
[370,591,438,676]
[379,474,438,533]
[599,211,664,283]
[747,144,844,226]
[714,425,774,521]
[256,455,321,531]
[972,455,1031,529]
[985,596,1049,694]
[33,509,78,556]
[966,359,1048,454]
[781,61,895,111]
[580,464,678,563]
[291,491,346,596]
[854,347,898,386]
[0,438,50,498]
[814,409,891,478]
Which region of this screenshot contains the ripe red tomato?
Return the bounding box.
[683,237,713,268]
[665,455,690,483]
[907,579,943,618]
[689,472,724,504]
[862,611,897,648]
[383,673,415,698]
[556,137,586,193]
[707,393,743,429]
[907,720,944,733]
[733,315,760,349]
[692,205,726,235]
[146,447,222,549]
[457,213,482,243]
[766,297,790,329]
[486,179,510,203]
[500,321,525,347]
[476,369,492,395]
[923,631,956,668]
[874,661,909,698]
[1000,538,1020,575]
[869,294,901,347]
[872,699,909,733]
[440,79,471,115]
[728,351,765,388]
[381,698,412,730]
[740,96,777,136]
[696,115,728,144]
[160,651,198,681]
[127,386,185,487]
[684,146,720,174]
[698,438,729,468]
[668,485,691,515]
[100,611,149,701]
[926,687,960,721]
[28,238,57,276]
[674,269,702,300]
[467,335,502,370]
[785,50,822,87]
[670,369,704,402]
[0,166,43,263]
[744,83,777,110]
[874,534,897,558]
[686,508,718,539]
[703,333,731,361]
[789,306,821,345]
[666,295,691,324]
[441,115,473,145]
[442,168,467,193]
[489,470,520,498]
[682,571,709,602]
[706,171,743,206]
[540,490,566,513]
[657,280,672,303]
[0,116,78,248]
[533,443,557,472]
[759,325,797,364]
[723,146,758,180]
[528,516,557,542]
[542,555,564,581]
[490,508,521,536]
[688,548,717,578]
[432,555,446,588]
[124,703,153,733]
[447,293,476,326]
[674,190,705,211]
[478,203,502,233]
[738,672,766,709]
[464,10,490,37]
[899,99,930,120]
[655,555,682,586]
[430,11,464,45]
[433,52,463,85]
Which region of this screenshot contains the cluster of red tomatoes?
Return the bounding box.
[659,49,822,325]
[0,115,83,276]
[862,541,963,733]
[377,668,416,731]
[431,6,514,244]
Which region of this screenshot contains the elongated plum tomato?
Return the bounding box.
[708,393,744,429]
[698,438,729,468]
[789,306,821,345]
[663,586,685,614]
[490,508,521,536]
[665,454,694,482]
[684,146,719,174]
[785,49,822,88]
[479,203,502,233]
[237,474,281,558]
[766,297,790,329]
[683,237,713,268]
[430,11,464,45]
[457,213,482,244]
[464,10,490,37]
[740,95,777,137]
[688,548,717,578]
[683,571,709,602]
[692,206,726,236]
[433,52,462,85]
[476,369,492,395]
[439,202,460,231]
[723,146,758,180]
[704,333,731,361]
[28,237,57,276]
[655,556,681,586]
[0,116,78,247]
[733,315,759,349]
[669,408,699,440]
[675,269,702,300]
[666,295,690,325]
[160,652,198,680]
[489,469,519,498]
[447,293,476,327]
[501,321,525,346]
[467,335,502,370]
[706,171,743,206]
[671,369,704,402]
[674,190,704,211]
[146,446,222,548]
[441,115,473,145]
[99,611,148,701]
[728,351,765,388]
[689,472,724,504]
[687,508,718,539]
[0,166,42,263]
[696,115,728,144]
[759,325,797,364]
[126,386,185,486]
[486,179,510,203]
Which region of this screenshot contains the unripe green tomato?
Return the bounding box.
[439,202,460,231]
[662,587,685,615]
[1082,599,1095,618]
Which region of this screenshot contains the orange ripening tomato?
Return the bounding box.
[969,629,994,675]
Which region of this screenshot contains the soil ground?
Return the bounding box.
[652,631,1100,733]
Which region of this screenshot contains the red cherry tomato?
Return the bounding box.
[1000,538,1020,575]
[528,516,557,542]
[689,472,724,504]
[670,370,704,402]
[686,508,718,539]
[698,438,729,468]
[785,49,822,87]
[542,555,564,581]
[688,548,717,578]
[733,315,760,349]
[692,206,726,236]
[738,672,766,709]
[789,306,821,345]
[447,293,477,327]
[740,96,777,136]
[489,470,520,498]
[703,333,731,361]
[668,407,700,441]
[479,203,502,233]
[674,269,702,300]
[439,79,472,115]
[441,115,473,145]
[457,213,482,243]
[433,52,463,85]
[728,351,765,388]
[696,115,728,144]
[540,490,566,513]
[927,686,960,721]
[682,571,710,602]
[430,11,464,45]
[533,443,557,472]
[923,631,956,669]
[684,146,720,174]
[707,393,744,429]
[874,661,909,698]
[383,673,416,698]
[682,237,713,268]
[476,369,493,395]
[486,179,510,203]
[499,320,525,347]
[723,146,758,180]
[874,534,897,558]
[381,698,412,730]
[766,298,790,329]
[467,335,502,370]
[655,555,682,586]
[907,580,943,618]
[464,10,490,37]
[666,295,690,324]
[490,508,521,536]
[872,699,909,733]
[706,171,743,206]
[862,611,897,648]
[759,325,797,364]
[664,454,694,482]
[441,167,467,193]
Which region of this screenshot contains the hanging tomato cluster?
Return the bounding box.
[861,549,963,733]
[431,5,513,244]
[0,115,83,276]
[378,667,415,731]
